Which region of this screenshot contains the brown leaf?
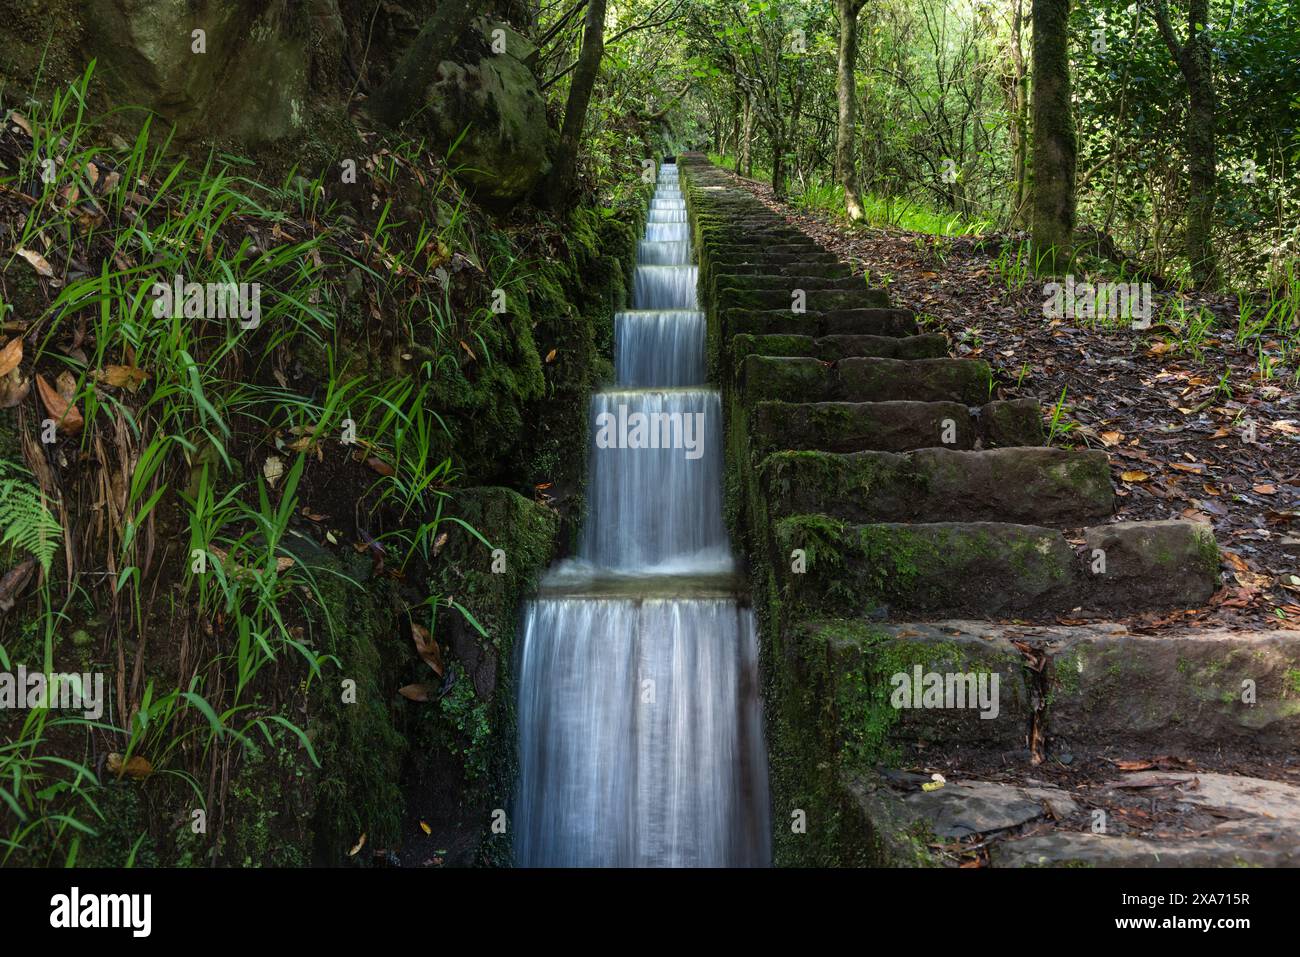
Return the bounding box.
[1119,470,1150,483]
[15,248,54,278]
[544,348,557,364]
[95,365,149,392]
[1252,484,1278,495]
[411,622,445,677]
[0,375,31,408]
[0,558,38,613]
[106,753,153,780]
[1099,430,1123,447]
[398,682,439,702]
[366,456,395,476]
[35,374,83,434]
[348,833,367,856]
[1111,759,1154,772]
[459,339,477,361]
[0,337,22,378]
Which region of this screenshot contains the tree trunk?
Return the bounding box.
[835,0,866,221]
[741,94,754,176]
[1009,0,1030,226]
[1153,0,1220,288]
[368,1,483,129]
[771,132,785,200]
[543,0,607,209]
[1030,0,1077,272]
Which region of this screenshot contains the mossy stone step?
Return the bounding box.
[750,399,1042,454]
[742,355,992,404]
[713,274,875,293]
[705,244,839,262]
[731,332,949,363]
[757,447,1115,525]
[723,307,917,339]
[772,517,1218,617]
[718,286,892,313]
[708,262,852,280]
[698,227,805,244]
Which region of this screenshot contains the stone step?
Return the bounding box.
[723,308,919,339]
[731,332,950,363]
[772,518,1219,618]
[742,355,992,404]
[705,244,840,263]
[712,274,875,294]
[708,262,853,280]
[718,286,892,313]
[779,615,1295,866]
[757,447,1115,525]
[845,766,1300,868]
[792,617,1298,758]
[750,399,1043,455]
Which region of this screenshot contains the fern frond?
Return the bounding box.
[0,460,62,573]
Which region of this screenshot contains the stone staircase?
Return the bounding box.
[678,153,1300,868]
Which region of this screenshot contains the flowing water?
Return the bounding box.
[514,162,771,867]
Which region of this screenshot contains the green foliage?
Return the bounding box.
[0,460,61,573]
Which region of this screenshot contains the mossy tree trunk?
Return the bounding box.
[835,0,868,222]
[1152,0,1221,289]
[1009,0,1030,226]
[1030,0,1076,273]
[368,0,483,129]
[544,0,607,209]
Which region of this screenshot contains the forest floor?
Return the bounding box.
[715,168,1300,634]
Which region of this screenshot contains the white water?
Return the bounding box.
[514,163,771,867]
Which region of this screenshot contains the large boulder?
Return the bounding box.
[422,18,551,205]
[0,0,345,146]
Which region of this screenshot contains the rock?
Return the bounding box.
[905,780,1079,838]
[421,21,551,205]
[78,0,346,145]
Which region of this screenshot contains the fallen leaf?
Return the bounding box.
[1120,470,1150,483]
[94,365,148,392]
[262,455,285,488]
[419,821,432,835]
[15,248,54,278]
[1100,430,1123,446]
[1252,484,1278,495]
[544,348,557,364]
[35,374,83,434]
[366,456,395,477]
[411,622,444,677]
[106,753,153,780]
[348,833,366,856]
[0,558,38,612]
[398,682,439,702]
[0,337,22,378]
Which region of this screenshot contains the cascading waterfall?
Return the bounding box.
[514,161,771,867]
